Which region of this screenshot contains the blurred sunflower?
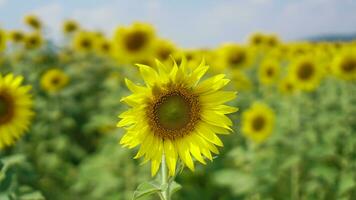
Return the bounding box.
[154,39,176,62]
[242,102,275,143]
[249,33,264,47]
[8,30,25,43]
[265,34,280,48]
[113,22,155,63]
[118,59,237,176]
[95,38,113,57]
[0,29,6,51]
[279,77,296,95]
[231,70,252,91]
[41,69,69,93]
[72,32,95,53]
[218,44,251,70]
[63,20,79,35]
[25,33,43,50]
[259,59,280,85]
[289,57,322,91]
[331,52,356,80]
[24,15,42,30]
[0,74,34,149]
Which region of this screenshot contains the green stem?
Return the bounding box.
[160,154,170,200]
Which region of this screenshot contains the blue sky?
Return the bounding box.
[1,0,356,48]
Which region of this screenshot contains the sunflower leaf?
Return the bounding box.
[132,181,161,200]
[169,181,182,198]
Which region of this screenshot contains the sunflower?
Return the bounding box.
[0,29,6,51]
[258,59,280,85]
[63,20,79,35]
[265,34,280,48]
[248,33,264,47]
[24,15,42,30]
[41,69,69,93]
[231,69,252,91]
[218,44,251,70]
[113,22,156,64]
[95,38,113,57]
[154,39,176,62]
[242,102,275,143]
[8,30,25,43]
[118,59,238,176]
[279,77,297,95]
[72,32,95,53]
[331,52,356,80]
[289,57,322,91]
[25,33,43,50]
[0,74,34,149]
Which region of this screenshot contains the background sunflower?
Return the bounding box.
[0,3,355,199]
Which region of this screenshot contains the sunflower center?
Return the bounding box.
[102,43,110,52]
[125,31,147,52]
[51,77,61,85]
[252,115,266,132]
[29,38,38,46]
[253,37,262,45]
[157,95,190,130]
[297,63,314,80]
[0,91,15,124]
[81,39,91,49]
[286,83,293,91]
[147,88,201,140]
[29,20,40,28]
[268,39,277,47]
[13,33,23,41]
[341,59,356,73]
[158,48,171,60]
[229,51,246,66]
[266,67,275,77]
[66,24,77,32]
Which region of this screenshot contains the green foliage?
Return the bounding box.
[1,42,356,200]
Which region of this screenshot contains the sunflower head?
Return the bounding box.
[259,59,280,85]
[154,39,176,62]
[219,44,251,70]
[72,32,95,53]
[8,30,25,43]
[113,22,156,63]
[63,20,79,34]
[41,69,69,93]
[118,58,237,176]
[289,57,322,91]
[0,74,34,149]
[279,77,297,95]
[265,34,280,48]
[242,102,275,143]
[249,33,264,46]
[24,15,42,30]
[95,38,113,56]
[25,33,43,50]
[332,52,356,80]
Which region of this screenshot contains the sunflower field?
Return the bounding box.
[0,15,355,200]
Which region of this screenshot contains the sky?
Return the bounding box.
[1,0,356,48]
